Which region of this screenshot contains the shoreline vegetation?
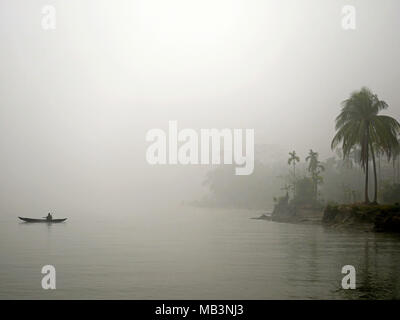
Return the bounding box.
[252,202,400,233]
[196,87,400,233]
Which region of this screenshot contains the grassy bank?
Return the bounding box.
[322,203,400,232]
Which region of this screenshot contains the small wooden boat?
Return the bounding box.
[18,217,67,223]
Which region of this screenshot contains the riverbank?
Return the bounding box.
[255,201,400,233]
[323,203,400,232]
[265,198,324,225]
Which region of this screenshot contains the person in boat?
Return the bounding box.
[46,212,53,221]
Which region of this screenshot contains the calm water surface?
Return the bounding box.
[1,206,399,299]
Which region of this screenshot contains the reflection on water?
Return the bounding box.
[0,207,399,299]
[338,236,400,300]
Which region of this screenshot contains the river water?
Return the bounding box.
[0,206,399,299]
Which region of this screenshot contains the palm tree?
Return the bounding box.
[372,142,388,197]
[305,149,325,201]
[288,151,300,197]
[331,87,400,204]
[392,136,400,184]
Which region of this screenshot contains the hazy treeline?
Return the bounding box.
[196,145,400,210]
[199,87,400,210]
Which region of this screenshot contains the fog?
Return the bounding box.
[1,0,399,217]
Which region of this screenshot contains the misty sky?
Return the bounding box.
[0,1,399,215]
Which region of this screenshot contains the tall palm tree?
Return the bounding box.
[288,151,300,197]
[393,136,400,184]
[305,149,325,201]
[331,87,400,204]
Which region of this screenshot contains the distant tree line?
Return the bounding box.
[198,88,400,210]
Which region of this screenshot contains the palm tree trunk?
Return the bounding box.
[364,134,370,204]
[378,153,381,186]
[370,143,378,204]
[293,163,296,198]
[397,157,400,184]
[365,162,370,203]
[313,176,318,202]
